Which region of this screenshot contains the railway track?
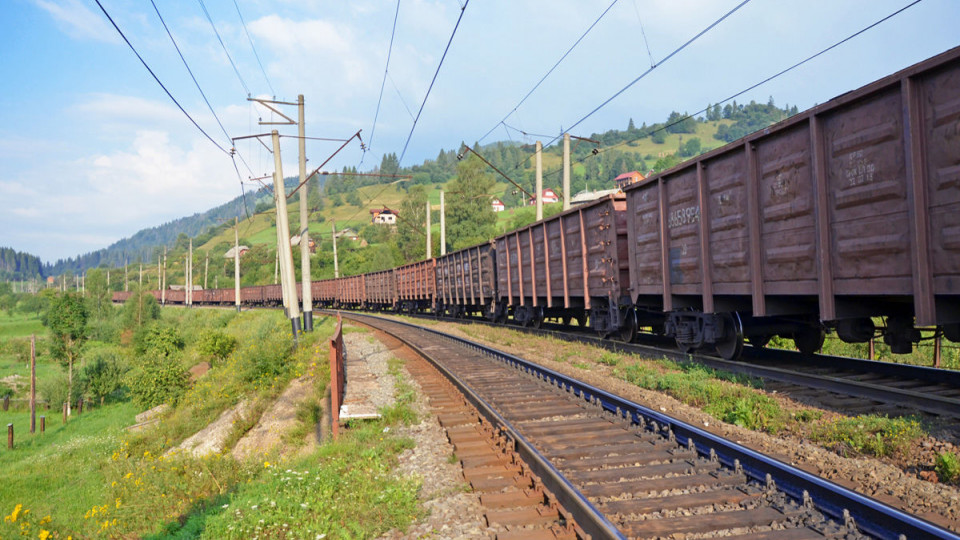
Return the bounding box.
[394,311,960,425]
[343,312,958,540]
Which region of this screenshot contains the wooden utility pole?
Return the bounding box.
[106,269,110,292]
[124,258,128,292]
[563,133,571,210]
[332,221,339,279]
[157,256,161,290]
[426,200,432,259]
[271,129,301,341]
[298,94,313,332]
[139,263,143,288]
[535,140,543,220]
[440,190,446,256]
[234,217,241,312]
[29,335,35,434]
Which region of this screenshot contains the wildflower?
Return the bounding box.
[39,530,51,540]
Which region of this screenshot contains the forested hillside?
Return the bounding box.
[0,247,44,280]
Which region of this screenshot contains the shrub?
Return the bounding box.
[935,452,960,483]
[127,353,189,409]
[812,415,925,458]
[80,345,129,404]
[197,330,237,362]
[38,372,79,410]
[134,325,185,358]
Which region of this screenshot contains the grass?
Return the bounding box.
[810,415,925,458]
[0,312,46,340]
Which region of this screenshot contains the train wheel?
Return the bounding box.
[794,326,825,355]
[618,308,638,343]
[715,312,744,360]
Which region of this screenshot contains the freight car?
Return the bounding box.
[625,45,960,358]
[395,259,436,313]
[435,241,497,319]
[494,194,631,338]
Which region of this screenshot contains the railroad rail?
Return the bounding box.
[341,312,959,539]
[399,311,960,423]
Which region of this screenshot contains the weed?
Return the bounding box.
[935,452,960,483]
[811,415,925,458]
[596,351,620,366]
[571,361,591,370]
[794,409,823,423]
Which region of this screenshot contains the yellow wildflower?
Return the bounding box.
[5,503,23,523]
[39,530,51,540]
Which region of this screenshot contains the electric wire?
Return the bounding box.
[476,0,620,145]
[93,0,230,156]
[535,0,925,186]
[632,0,655,68]
[493,0,755,179]
[389,72,416,121]
[368,0,401,154]
[397,0,469,166]
[231,0,275,97]
[197,0,251,96]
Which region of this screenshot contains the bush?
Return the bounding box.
[80,345,129,403]
[122,290,160,329]
[197,330,237,362]
[134,325,185,358]
[936,452,960,483]
[127,354,189,409]
[38,372,79,410]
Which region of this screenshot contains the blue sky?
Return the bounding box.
[1,0,958,263]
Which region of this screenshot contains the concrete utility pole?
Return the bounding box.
[563,133,571,211]
[188,239,194,306]
[535,140,543,221]
[271,129,301,341]
[124,259,128,292]
[157,256,161,290]
[332,221,339,279]
[161,248,167,305]
[274,248,279,285]
[82,272,85,294]
[139,264,143,288]
[234,217,241,312]
[297,94,313,332]
[426,200,432,259]
[440,190,446,256]
[204,252,209,290]
[277,227,290,313]
[29,335,35,434]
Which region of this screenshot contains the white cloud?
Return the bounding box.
[32,0,119,44]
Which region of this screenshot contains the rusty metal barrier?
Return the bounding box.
[328,312,344,439]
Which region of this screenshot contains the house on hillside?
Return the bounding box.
[614,171,645,190]
[491,198,505,212]
[223,245,250,259]
[527,188,560,205]
[369,207,397,225]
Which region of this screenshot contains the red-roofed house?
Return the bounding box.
[491,198,505,212]
[614,171,645,190]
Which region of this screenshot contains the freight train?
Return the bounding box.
[114,46,960,360]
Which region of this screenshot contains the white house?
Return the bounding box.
[491,198,505,212]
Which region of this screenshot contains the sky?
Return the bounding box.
[1,0,958,264]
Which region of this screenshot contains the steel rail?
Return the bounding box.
[341,311,960,540]
[343,312,625,540]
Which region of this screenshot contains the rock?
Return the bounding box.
[189,362,211,381]
[135,403,170,424]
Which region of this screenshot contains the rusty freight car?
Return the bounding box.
[396,259,436,313]
[364,269,396,311]
[495,194,632,337]
[336,275,365,309]
[312,279,337,308]
[624,45,960,359]
[435,241,497,319]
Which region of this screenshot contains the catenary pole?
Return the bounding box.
[440,190,446,256]
[271,129,301,342]
[234,217,241,312]
[563,133,571,210]
[535,140,543,220]
[298,94,313,332]
[332,221,339,279]
[426,200,432,258]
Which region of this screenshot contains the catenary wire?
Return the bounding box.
[197,0,251,96]
[93,0,230,156]
[476,0,620,145]
[397,0,469,166]
[368,0,402,155]
[231,0,275,97]
[535,0,925,186]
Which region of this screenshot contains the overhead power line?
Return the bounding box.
[536,0,925,185]
[231,0,275,97]
[368,0,402,156]
[197,0,251,96]
[397,0,470,166]
[476,0,620,144]
[93,0,229,156]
